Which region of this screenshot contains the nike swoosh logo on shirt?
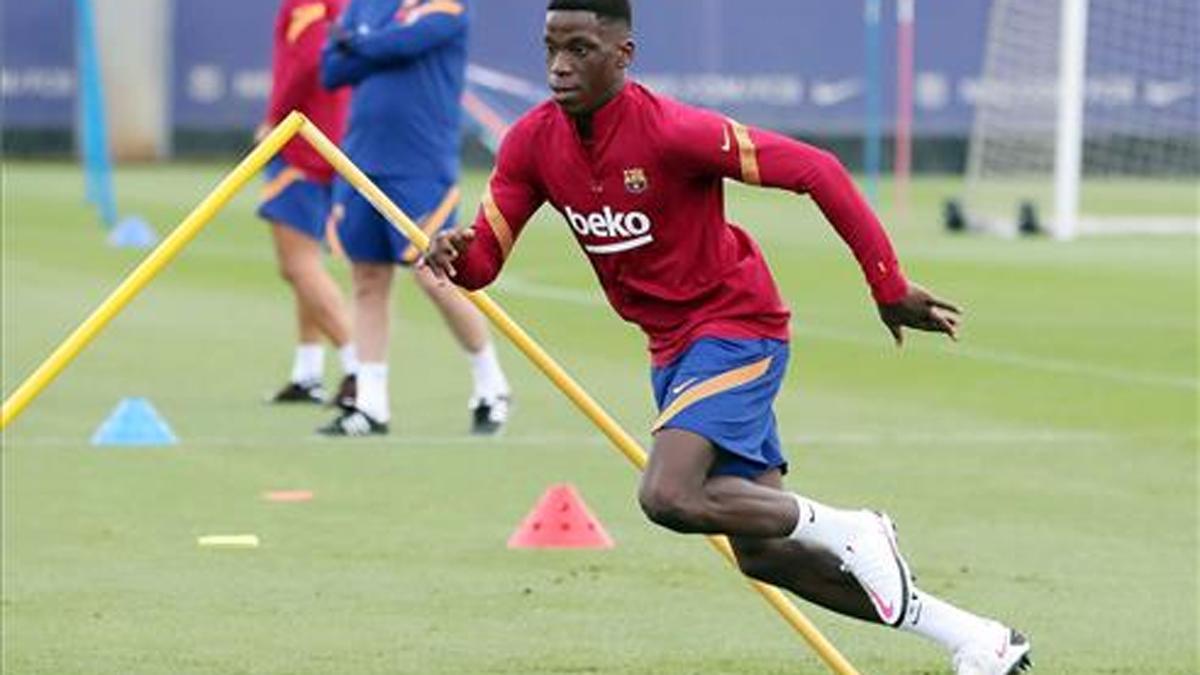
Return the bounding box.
[671,377,699,395]
[721,125,732,152]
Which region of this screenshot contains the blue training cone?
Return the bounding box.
[107,216,157,249]
[91,397,177,446]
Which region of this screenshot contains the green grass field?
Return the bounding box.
[2,162,1196,674]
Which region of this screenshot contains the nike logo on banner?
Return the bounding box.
[811,79,862,106]
[671,377,699,395]
[720,125,732,152]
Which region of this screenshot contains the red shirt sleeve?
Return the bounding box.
[663,104,909,304]
[453,120,546,291]
[267,0,333,124]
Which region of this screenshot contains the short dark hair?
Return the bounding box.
[547,0,632,26]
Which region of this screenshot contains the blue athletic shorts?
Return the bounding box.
[651,337,791,479]
[330,175,459,265]
[257,157,331,241]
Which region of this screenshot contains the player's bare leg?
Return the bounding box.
[412,264,487,351]
[350,262,393,363]
[640,430,877,618]
[318,262,391,436]
[272,224,352,347]
[413,265,511,434]
[640,428,1031,673]
[727,470,878,622]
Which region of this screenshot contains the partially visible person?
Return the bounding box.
[259,0,358,407]
[317,0,511,437]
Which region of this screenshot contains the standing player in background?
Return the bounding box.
[423,2,1031,673]
[259,0,358,406]
[318,0,512,437]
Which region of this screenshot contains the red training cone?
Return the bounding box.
[507,483,615,549]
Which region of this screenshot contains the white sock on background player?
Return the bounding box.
[338,344,359,376]
[291,344,324,384]
[468,342,509,401]
[356,362,389,422]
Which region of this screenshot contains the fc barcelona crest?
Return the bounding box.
[623,167,648,194]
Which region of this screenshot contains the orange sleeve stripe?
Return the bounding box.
[481,187,514,259]
[729,119,762,185]
[401,186,462,264]
[408,1,464,22]
[260,167,305,203]
[651,357,774,432]
[286,3,328,43]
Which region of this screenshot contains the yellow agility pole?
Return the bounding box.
[0,112,307,430]
[299,118,862,675]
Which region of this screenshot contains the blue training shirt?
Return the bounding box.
[321,0,468,181]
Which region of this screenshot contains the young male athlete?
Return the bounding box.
[423,1,1032,673]
[259,0,358,406]
[318,0,512,436]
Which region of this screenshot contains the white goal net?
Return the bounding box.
[965,0,1198,238]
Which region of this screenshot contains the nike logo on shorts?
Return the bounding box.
[671,377,699,395]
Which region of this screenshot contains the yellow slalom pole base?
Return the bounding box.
[0,113,307,430]
[299,118,862,675]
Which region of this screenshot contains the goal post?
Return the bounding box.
[964,0,1199,238]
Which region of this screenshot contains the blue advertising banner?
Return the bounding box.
[4,1,1195,139]
[469,0,991,135]
[1,0,77,127]
[170,0,275,129]
[165,0,992,135]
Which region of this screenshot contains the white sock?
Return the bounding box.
[338,344,359,375]
[468,342,509,400]
[901,588,995,653]
[356,362,389,422]
[787,493,864,555]
[291,344,324,384]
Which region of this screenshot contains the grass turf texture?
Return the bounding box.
[2,162,1196,674]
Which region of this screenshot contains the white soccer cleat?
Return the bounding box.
[839,511,913,627]
[952,622,1033,674]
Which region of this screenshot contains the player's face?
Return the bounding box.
[544,11,634,115]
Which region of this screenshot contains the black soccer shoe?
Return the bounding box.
[268,380,326,405]
[330,374,357,411]
[317,408,388,437]
[470,394,510,436]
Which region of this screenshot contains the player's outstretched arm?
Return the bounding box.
[877,282,962,345]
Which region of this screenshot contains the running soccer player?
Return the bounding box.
[259,0,358,406]
[423,1,1032,673]
[318,0,512,437]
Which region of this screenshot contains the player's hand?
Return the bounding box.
[419,228,476,281]
[330,23,356,53]
[877,282,962,346]
[253,123,271,143]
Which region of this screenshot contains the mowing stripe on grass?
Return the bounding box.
[497,276,1197,392]
[11,429,1174,449]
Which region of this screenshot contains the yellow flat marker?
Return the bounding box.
[197,534,260,549]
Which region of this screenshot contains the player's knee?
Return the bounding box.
[637,484,703,533]
[279,257,316,288]
[353,267,391,301]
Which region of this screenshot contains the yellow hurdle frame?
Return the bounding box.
[2,112,862,675]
